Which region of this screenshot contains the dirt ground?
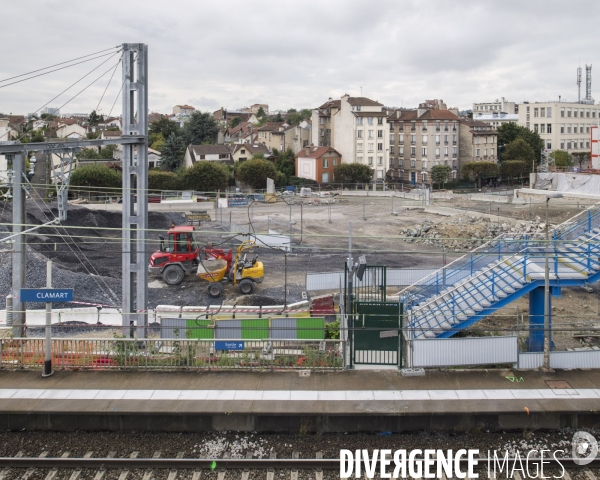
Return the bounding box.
[3,195,600,341]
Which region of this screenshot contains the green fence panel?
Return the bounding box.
[185,319,213,339]
[296,317,325,340]
[241,318,270,339]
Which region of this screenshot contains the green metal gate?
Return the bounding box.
[350,302,402,367]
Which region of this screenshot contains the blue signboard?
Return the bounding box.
[20,289,73,302]
[229,195,249,207]
[215,341,245,351]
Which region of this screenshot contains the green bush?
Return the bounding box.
[181,161,229,192]
[70,164,122,196]
[235,158,278,190]
[148,171,181,192]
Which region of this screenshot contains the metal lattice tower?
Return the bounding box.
[585,65,593,103]
[121,43,149,336]
[577,66,582,103]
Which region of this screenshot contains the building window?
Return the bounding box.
[534,108,539,117]
[411,135,416,144]
[367,117,373,125]
[567,108,572,117]
[389,147,394,155]
[526,114,530,121]
[435,148,440,158]
[410,159,416,167]
[320,117,324,124]
[322,172,329,183]
[436,121,440,131]
[560,141,564,149]
[378,156,383,165]
[435,135,440,145]
[399,134,404,143]
[422,135,428,145]
[567,141,572,150]
[452,147,457,156]
[368,143,374,152]
[357,130,363,138]
[411,147,416,156]
[422,172,427,182]
[540,108,545,118]
[357,117,363,125]
[422,147,427,156]
[377,143,383,151]
[368,156,373,165]
[320,129,324,136]
[377,130,383,138]
[587,109,591,118]
[476,148,480,156]
[561,108,565,117]
[444,147,449,157]
[534,124,538,133]
[399,146,404,156]
[560,124,564,134]
[333,158,337,166]
[540,124,545,134]
[368,130,373,139]
[411,121,416,131]
[574,109,578,118]
[547,141,551,149]
[323,158,329,168]
[580,140,585,149]
[567,125,571,134]
[547,107,552,117]
[357,155,363,163]
[377,117,383,125]
[547,124,552,133]
[357,143,363,152]
[422,121,427,131]
[241,149,245,154]
[390,133,394,143]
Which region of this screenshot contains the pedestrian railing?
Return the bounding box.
[0,338,344,371]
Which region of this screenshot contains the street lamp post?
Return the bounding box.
[543,193,563,370]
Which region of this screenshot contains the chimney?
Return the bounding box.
[304,146,310,156]
[417,108,427,117]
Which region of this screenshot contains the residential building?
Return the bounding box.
[472,112,518,129]
[100,130,122,159]
[256,122,290,151]
[473,97,517,115]
[41,107,60,116]
[230,143,271,163]
[148,148,161,169]
[458,118,498,174]
[56,123,86,139]
[213,108,258,125]
[226,121,257,144]
[183,144,233,168]
[518,101,600,153]
[387,106,460,184]
[295,146,341,183]
[173,105,195,115]
[287,120,312,153]
[312,95,389,181]
[250,104,268,115]
[99,117,121,129]
[0,117,10,182]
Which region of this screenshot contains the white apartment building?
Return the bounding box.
[518,102,600,152]
[473,97,517,115]
[472,112,518,129]
[312,95,389,180]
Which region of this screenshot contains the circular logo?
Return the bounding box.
[572,431,598,466]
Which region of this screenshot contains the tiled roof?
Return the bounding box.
[102,130,122,137]
[231,143,270,156]
[296,146,341,159]
[387,109,460,121]
[176,105,195,109]
[190,144,231,155]
[354,111,387,117]
[318,99,341,109]
[347,97,383,107]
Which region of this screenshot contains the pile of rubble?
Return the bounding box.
[398,215,550,251]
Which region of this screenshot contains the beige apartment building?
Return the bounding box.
[312,95,390,180]
[458,118,498,170]
[473,97,517,115]
[387,108,460,184]
[518,102,600,152]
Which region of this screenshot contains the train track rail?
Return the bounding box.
[0,453,599,478]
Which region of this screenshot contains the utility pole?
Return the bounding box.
[121,43,149,338]
[43,260,53,377]
[11,154,26,337]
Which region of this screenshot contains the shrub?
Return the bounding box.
[181,161,229,192]
[148,171,181,192]
[70,164,122,197]
[235,158,278,190]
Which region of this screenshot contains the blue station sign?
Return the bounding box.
[215,341,245,351]
[20,289,73,302]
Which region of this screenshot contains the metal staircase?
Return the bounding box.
[400,205,600,339]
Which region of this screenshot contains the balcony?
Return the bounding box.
[452,141,457,145]
[410,141,416,145]
[444,127,449,131]
[422,127,427,132]
[411,127,416,131]
[435,154,440,159]
[444,141,449,145]
[436,141,440,145]
[436,127,440,132]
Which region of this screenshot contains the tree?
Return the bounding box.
[497,123,544,163]
[461,161,499,188]
[499,160,528,179]
[29,131,45,143]
[503,138,535,163]
[40,113,56,120]
[549,149,573,167]
[272,147,296,182]
[572,151,590,169]
[149,117,180,139]
[430,164,452,189]
[181,111,220,145]
[235,158,278,190]
[160,132,186,171]
[87,110,104,126]
[181,161,229,192]
[70,164,122,197]
[286,108,312,126]
[230,116,241,128]
[86,131,100,140]
[76,145,116,160]
[273,112,283,122]
[256,107,267,119]
[99,144,116,159]
[333,163,373,183]
[149,132,165,150]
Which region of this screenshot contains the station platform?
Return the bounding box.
[0,369,599,433]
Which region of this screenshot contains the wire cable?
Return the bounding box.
[0,46,120,84]
[0,49,122,141]
[0,51,121,90]
[85,56,122,137]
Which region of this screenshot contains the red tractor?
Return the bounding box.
[148,226,232,286]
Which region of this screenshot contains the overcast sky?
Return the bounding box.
[1,0,598,117]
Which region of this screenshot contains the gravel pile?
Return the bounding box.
[398,215,551,251]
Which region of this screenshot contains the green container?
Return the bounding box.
[297,317,325,340]
[185,319,213,339]
[241,318,269,340]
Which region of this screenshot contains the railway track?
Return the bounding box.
[0,452,599,479]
